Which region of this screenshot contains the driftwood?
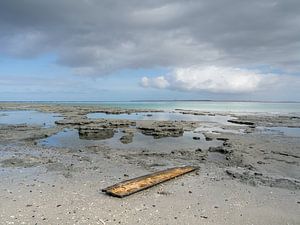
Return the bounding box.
[102,166,198,198]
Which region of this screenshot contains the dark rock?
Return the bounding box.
[208,146,229,154]
[223,141,232,147]
[271,151,300,159]
[120,133,134,144]
[227,120,255,126]
[148,163,166,167]
[55,119,94,126]
[216,137,229,141]
[106,120,136,128]
[157,191,172,196]
[205,136,213,141]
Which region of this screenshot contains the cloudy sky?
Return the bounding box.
[0,0,299,101]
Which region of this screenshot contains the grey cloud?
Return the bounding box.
[0,0,299,75]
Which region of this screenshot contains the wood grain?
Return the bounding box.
[102,166,198,198]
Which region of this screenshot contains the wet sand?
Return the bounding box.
[0,103,299,224]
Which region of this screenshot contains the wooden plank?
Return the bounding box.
[102,166,198,198]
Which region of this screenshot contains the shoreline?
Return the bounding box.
[0,103,299,224]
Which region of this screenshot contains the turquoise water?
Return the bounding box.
[90,101,300,113]
[6,101,300,114]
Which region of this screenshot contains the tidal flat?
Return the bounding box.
[0,103,299,225]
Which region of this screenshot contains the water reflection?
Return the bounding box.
[0,110,60,127]
[78,127,114,140]
[39,129,222,153]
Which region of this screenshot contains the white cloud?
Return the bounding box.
[141,66,279,94]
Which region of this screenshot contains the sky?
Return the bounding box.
[0,0,300,101]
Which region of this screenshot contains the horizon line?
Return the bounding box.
[0,100,300,103]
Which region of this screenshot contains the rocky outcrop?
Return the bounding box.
[55,118,94,126]
[226,167,300,190]
[203,133,214,141]
[55,118,135,128]
[103,120,136,128]
[137,121,184,139]
[120,132,134,144]
[0,124,59,142]
[234,114,300,127]
[208,146,230,154]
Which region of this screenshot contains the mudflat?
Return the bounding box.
[0,103,299,225]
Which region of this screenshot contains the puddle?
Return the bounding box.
[0,110,60,127]
[87,112,235,125]
[256,126,300,137]
[39,129,222,153]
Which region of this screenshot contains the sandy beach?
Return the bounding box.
[0,103,299,225]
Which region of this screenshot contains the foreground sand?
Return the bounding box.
[0,103,299,224]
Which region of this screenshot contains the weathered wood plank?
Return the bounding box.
[102,166,198,198]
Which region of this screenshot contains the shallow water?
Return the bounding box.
[39,129,222,152]
[0,110,60,127]
[87,112,234,125]
[256,126,300,137]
